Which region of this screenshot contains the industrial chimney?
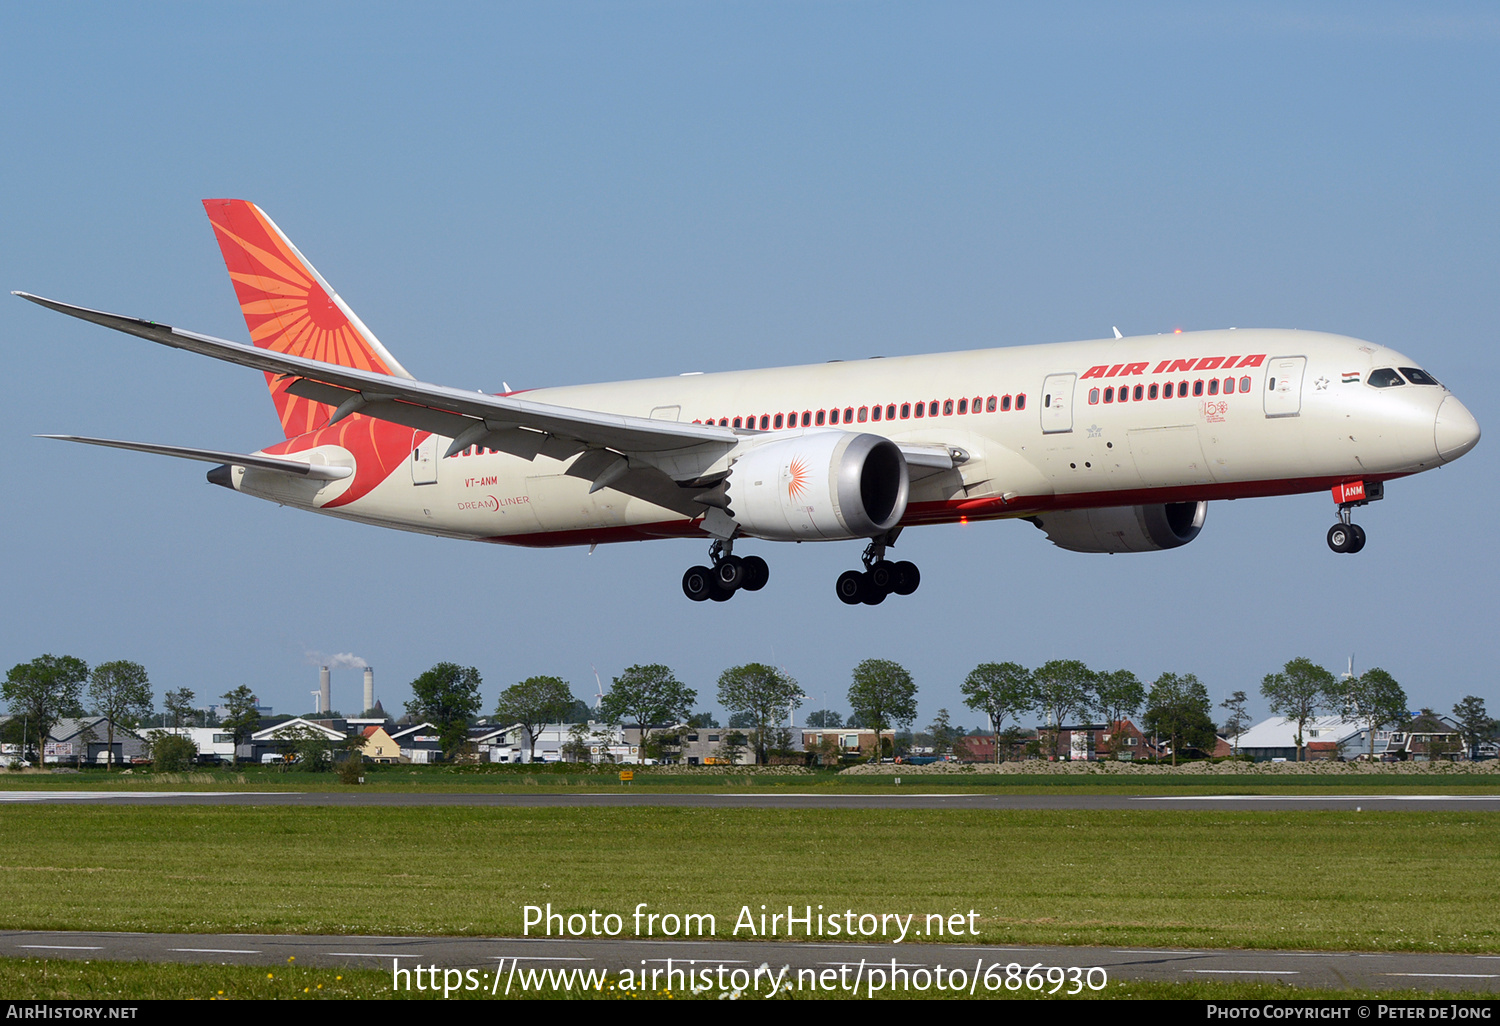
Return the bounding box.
[363,666,374,714]
[319,666,331,716]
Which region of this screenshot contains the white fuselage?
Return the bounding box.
[230,327,1477,547]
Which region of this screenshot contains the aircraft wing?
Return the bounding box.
[36,435,353,479]
[18,293,968,510]
[15,293,738,473]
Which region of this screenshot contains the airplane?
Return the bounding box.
[16,199,1481,604]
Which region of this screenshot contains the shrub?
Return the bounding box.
[148,731,198,773]
[337,755,365,784]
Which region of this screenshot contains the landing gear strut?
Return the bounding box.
[682,537,769,602]
[836,532,920,606]
[1327,480,1381,554]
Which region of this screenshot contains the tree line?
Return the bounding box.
[6,650,1496,768]
[411,657,919,764]
[956,659,1219,763]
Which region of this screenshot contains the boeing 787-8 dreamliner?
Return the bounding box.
[16,200,1481,603]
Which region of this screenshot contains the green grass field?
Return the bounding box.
[3,762,1498,793]
[1,805,1497,952]
[0,956,1477,1001]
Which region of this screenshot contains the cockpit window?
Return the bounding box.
[1399,367,1442,386]
[1367,368,1405,388]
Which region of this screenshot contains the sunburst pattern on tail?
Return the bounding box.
[203,199,412,439]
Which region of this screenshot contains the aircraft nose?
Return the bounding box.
[1435,395,1481,463]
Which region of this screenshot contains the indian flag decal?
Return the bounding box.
[1342,371,1360,383]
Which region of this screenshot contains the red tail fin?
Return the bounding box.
[203,199,411,439]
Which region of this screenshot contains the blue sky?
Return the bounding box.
[2,3,1496,729]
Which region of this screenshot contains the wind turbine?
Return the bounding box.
[590,665,606,712]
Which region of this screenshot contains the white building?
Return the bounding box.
[156,726,239,764]
[1235,716,1363,761]
[480,721,633,763]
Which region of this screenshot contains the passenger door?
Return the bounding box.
[410,431,438,485]
[1263,356,1306,418]
[1040,373,1076,434]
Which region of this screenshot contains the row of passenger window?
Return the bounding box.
[696,394,1028,431]
[1088,376,1254,405]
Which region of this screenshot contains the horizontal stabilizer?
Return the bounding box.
[37,435,352,480]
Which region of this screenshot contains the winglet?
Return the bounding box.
[202,199,414,439]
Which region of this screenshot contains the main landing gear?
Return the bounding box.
[682,538,769,602]
[1327,480,1383,554]
[836,536,920,606]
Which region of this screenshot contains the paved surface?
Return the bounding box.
[1,789,1499,810]
[2,930,1496,993]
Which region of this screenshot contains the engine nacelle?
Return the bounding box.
[726,430,909,541]
[1026,501,1207,553]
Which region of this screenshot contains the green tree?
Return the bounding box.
[1219,690,1251,756]
[807,731,843,766]
[717,663,802,764]
[1032,659,1094,759]
[163,688,197,729]
[715,730,749,765]
[562,723,593,763]
[405,663,483,761]
[495,676,576,762]
[847,659,917,759]
[559,698,592,723]
[597,664,696,754]
[1143,672,1216,765]
[2,655,89,766]
[267,723,338,772]
[88,660,153,771]
[960,661,1034,763]
[1452,696,1496,761]
[219,685,262,764]
[687,712,720,728]
[804,709,843,728]
[146,730,197,772]
[924,708,957,757]
[1094,669,1145,729]
[1331,668,1408,760]
[1260,657,1335,761]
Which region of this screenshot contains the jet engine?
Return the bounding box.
[1025,501,1207,554]
[724,431,908,541]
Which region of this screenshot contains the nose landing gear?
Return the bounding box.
[836,534,920,606]
[1327,480,1382,554]
[683,538,769,602]
[1327,519,1366,554]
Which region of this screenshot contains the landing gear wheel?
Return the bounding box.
[715,556,744,590]
[836,570,865,605]
[683,565,714,601]
[1347,524,1366,553]
[868,560,896,593]
[1327,524,1352,553]
[861,571,887,605]
[740,555,770,591]
[708,581,734,602]
[892,560,920,596]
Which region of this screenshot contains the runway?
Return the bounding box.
[3,929,1496,993]
[1,789,1498,810]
